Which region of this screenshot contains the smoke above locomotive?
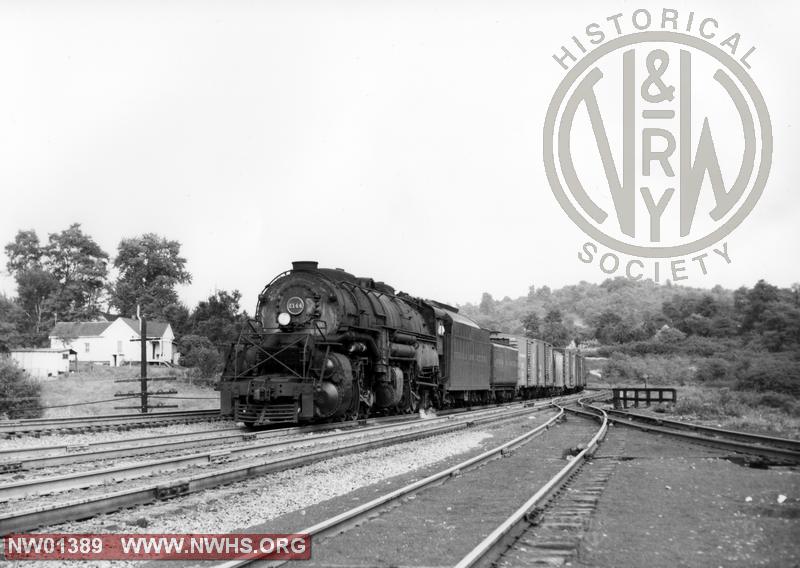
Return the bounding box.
[219,261,585,426]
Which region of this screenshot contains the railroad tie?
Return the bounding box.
[498,451,624,566]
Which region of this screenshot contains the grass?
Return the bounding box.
[669,385,800,438]
[587,365,800,438]
[38,364,219,418]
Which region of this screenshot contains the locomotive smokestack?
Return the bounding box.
[292,261,319,271]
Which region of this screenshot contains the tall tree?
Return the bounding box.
[5,225,108,325]
[521,311,541,339]
[15,270,59,333]
[479,292,495,315]
[4,230,42,274]
[110,233,192,319]
[188,290,245,347]
[541,308,569,346]
[43,224,109,320]
[0,295,25,353]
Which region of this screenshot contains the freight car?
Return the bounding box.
[219,262,585,426]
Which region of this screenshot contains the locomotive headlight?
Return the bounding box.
[277,312,291,326]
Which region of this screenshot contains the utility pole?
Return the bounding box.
[140,317,148,413]
[114,314,179,413]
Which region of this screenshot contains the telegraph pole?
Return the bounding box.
[114,313,178,413]
[140,317,148,413]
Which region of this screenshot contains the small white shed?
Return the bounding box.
[9,348,78,380]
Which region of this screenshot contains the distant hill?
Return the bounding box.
[458,277,734,341]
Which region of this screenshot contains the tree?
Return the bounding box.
[44,224,109,320]
[0,295,25,353]
[4,225,109,325]
[188,290,244,347]
[15,270,59,334]
[4,230,42,274]
[110,234,191,319]
[541,308,569,346]
[592,310,639,344]
[479,292,495,315]
[737,280,780,332]
[163,302,191,338]
[521,312,541,339]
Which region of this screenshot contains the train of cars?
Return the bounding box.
[219,261,586,426]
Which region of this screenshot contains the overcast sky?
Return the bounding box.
[1,0,797,314]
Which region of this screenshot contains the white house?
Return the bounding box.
[9,348,78,379]
[49,318,176,366]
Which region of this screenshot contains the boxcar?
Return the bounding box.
[552,349,565,392]
[565,350,576,389]
[530,339,548,393]
[491,333,530,393]
[576,355,585,390]
[490,342,518,401]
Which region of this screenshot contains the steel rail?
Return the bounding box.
[0,402,558,533]
[0,409,223,437]
[572,403,800,463]
[606,408,800,452]
[0,414,425,471]
[0,402,496,463]
[0,399,555,473]
[213,407,569,568]
[0,395,590,471]
[0,403,541,501]
[452,404,608,568]
[0,409,219,427]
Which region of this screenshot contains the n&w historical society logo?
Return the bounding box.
[544,8,772,282]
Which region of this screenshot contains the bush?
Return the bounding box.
[734,357,800,396]
[597,336,743,358]
[177,334,223,379]
[674,387,745,419]
[694,357,735,385]
[0,358,43,419]
[189,347,222,379]
[601,352,693,386]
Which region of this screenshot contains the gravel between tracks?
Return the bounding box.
[8,411,559,568]
[0,414,512,508]
[293,414,600,567]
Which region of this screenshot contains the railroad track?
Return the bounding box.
[0,409,224,438]
[570,401,800,464]
[206,402,607,567]
[0,414,421,473]
[0,394,593,472]
[0,397,571,534]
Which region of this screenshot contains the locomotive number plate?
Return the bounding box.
[286,296,305,315]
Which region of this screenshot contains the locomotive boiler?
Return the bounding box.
[219,261,441,426]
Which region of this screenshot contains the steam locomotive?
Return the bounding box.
[219,261,586,426]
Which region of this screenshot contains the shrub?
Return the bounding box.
[745,392,799,415]
[734,357,800,396]
[0,358,43,419]
[178,334,222,379]
[190,347,222,379]
[694,357,735,385]
[601,352,692,386]
[654,326,686,343]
